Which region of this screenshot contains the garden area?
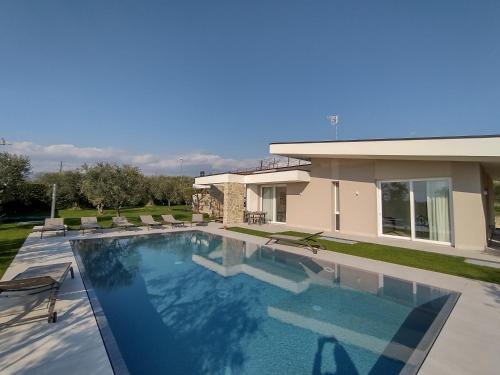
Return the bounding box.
[0,151,202,277]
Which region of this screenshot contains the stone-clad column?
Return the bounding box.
[222,183,245,225]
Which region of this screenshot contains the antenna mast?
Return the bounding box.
[327,115,340,140]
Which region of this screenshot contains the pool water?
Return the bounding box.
[72,231,459,375]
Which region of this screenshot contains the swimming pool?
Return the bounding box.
[72,231,459,375]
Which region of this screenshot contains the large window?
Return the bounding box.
[379,179,452,243]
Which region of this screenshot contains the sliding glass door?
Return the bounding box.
[275,186,287,223]
[261,187,274,223]
[381,181,412,237]
[379,179,452,244]
[413,180,451,242]
[261,186,287,223]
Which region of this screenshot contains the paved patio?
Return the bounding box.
[0,223,499,374]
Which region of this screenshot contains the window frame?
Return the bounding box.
[376,177,454,246]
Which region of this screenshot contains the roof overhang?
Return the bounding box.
[194,169,310,186]
[269,135,500,164]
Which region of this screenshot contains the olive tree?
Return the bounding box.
[0,152,31,213]
[35,170,86,209]
[147,175,177,206]
[81,162,146,215]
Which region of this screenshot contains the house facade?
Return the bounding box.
[195,135,500,251]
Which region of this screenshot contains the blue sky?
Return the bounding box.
[1,0,499,174]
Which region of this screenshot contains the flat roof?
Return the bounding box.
[269,134,500,164]
[270,133,500,145]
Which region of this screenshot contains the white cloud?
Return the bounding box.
[8,141,261,176]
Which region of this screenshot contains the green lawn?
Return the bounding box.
[0,222,33,278]
[227,226,500,285]
[0,205,197,278]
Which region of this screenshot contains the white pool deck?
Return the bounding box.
[1,223,499,375]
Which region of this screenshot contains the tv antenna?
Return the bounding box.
[327,115,340,140]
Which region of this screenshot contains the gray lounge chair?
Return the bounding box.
[161,214,185,227]
[0,262,74,326]
[265,232,326,254]
[80,217,102,234]
[112,216,135,230]
[139,215,163,230]
[191,213,206,226]
[40,218,67,239]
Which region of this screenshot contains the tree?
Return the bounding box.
[147,175,177,206]
[81,162,146,215]
[0,152,31,214]
[172,176,195,206]
[35,170,86,209]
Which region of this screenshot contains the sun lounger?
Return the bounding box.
[191,213,206,226]
[40,218,67,239]
[265,232,326,254]
[80,217,102,234]
[161,214,185,227]
[139,215,163,230]
[0,262,74,326]
[112,216,135,230]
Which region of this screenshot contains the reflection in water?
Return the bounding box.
[73,231,459,375]
[313,336,358,375]
[75,237,142,290]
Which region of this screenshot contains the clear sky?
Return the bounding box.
[1,0,499,174]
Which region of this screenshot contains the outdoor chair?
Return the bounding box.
[265,232,326,254]
[139,215,163,230]
[161,214,185,227]
[0,262,74,327]
[112,216,135,230]
[191,213,206,226]
[80,217,102,235]
[39,218,67,239]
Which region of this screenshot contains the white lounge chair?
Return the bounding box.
[161,214,185,227]
[139,215,163,230]
[80,217,102,234]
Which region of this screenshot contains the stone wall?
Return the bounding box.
[194,183,245,224]
[223,182,245,225]
[194,185,224,218]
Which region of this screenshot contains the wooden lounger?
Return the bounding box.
[0,262,74,326]
[265,232,326,254]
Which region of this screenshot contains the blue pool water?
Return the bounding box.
[72,231,459,375]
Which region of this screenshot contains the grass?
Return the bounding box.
[0,222,33,278]
[227,226,500,285]
[0,205,198,278]
[57,205,199,230]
